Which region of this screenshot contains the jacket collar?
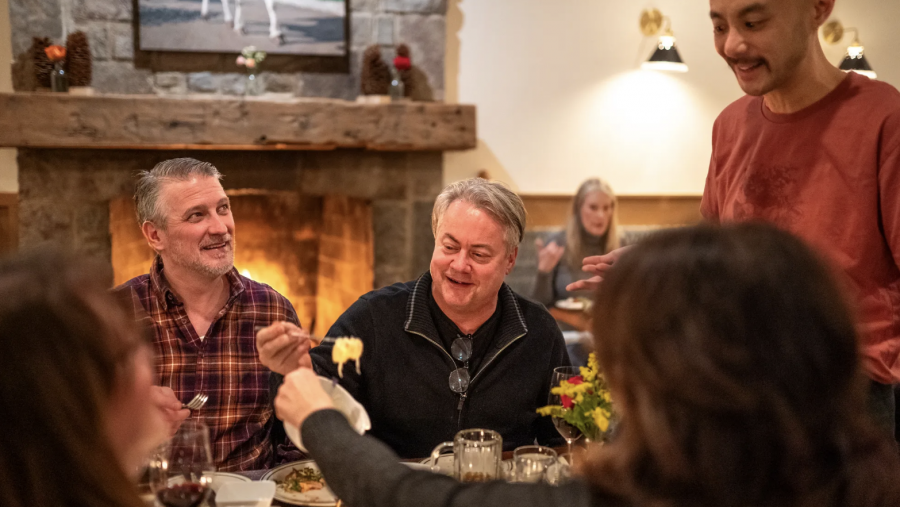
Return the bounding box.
[404,272,528,354]
[149,255,245,311]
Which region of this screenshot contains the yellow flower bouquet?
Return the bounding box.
[537,353,615,441]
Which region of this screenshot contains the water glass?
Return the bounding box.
[512,445,557,483]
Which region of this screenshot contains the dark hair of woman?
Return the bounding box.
[582,223,900,507]
[0,251,146,507]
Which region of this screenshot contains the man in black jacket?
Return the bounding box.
[257,178,569,458]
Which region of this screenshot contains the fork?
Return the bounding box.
[182,393,208,411]
[254,325,330,346]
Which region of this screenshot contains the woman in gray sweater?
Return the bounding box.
[276,224,900,507]
[532,178,620,307]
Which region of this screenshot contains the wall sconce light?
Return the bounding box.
[640,8,688,73]
[822,20,877,80]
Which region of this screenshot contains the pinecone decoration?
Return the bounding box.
[395,44,414,98]
[32,37,53,89]
[65,31,92,87]
[360,45,390,95]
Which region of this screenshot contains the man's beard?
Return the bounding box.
[172,235,235,279]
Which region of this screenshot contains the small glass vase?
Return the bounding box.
[245,68,263,96]
[51,61,69,92]
[389,66,405,102]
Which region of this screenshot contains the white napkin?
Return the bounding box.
[284,376,371,452]
[216,481,275,507]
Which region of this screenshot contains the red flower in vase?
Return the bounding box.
[559,375,583,408]
[393,56,411,71]
[45,45,66,62]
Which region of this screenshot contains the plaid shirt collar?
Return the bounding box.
[149,255,246,311]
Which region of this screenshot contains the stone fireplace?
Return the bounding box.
[2,93,476,334]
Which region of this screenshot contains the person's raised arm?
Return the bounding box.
[532,237,565,305]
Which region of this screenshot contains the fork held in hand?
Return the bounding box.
[182,393,208,411]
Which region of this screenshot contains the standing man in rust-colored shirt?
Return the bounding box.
[114,157,305,470]
[573,0,900,438]
[702,0,900,436]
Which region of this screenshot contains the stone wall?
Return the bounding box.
[9,0,446,99]
[17,148,441,290]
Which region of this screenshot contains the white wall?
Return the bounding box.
[445,0,900,196]
[0,0,19,193]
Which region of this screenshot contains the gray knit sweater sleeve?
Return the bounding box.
[302,409,598,507]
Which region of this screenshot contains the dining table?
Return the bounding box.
[223,445,574,507]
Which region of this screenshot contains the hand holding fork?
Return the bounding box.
[255,322,314,376]
[181,393,209,411]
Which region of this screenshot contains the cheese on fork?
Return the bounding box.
[331,337,363,378]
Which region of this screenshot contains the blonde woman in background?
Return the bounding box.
[532,178,620,307]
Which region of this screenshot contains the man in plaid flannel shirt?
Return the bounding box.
[114,158,305,471]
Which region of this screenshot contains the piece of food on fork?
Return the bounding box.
[331,337,363,378]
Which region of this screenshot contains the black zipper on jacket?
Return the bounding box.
[408,327,529,430]
[407,328,473,429]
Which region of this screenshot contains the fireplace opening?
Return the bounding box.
[110,191,374,336]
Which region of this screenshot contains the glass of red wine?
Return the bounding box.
[549,366,582,464]
[148,421,215,507]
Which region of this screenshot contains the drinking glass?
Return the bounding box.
[148,421,215,507]
[512,445,557,483]
[430,428,503,483]
[549,366,582,462]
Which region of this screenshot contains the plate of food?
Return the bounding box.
[262,460,336,506]
[555,297,589,311]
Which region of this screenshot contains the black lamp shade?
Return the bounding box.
[840,54,874,73]
[839,54,877,79]
[649,46,684,64]
[642,46,688,72]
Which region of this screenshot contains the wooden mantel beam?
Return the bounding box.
[0,93,477,151]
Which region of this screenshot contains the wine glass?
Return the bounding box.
[549,366,582,463]
[148,421,215,507]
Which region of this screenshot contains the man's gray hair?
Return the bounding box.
[134,158,223,228]
[432,178,526,253]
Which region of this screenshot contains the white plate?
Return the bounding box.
[555,298,585,311]
[418,454,454,475]
[262,460,337,506]
[284,377,371,452]
[401,462,433,472]
[562,330,592,346]
[167,471,251,493]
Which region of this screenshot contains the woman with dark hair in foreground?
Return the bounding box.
[0,252,166,507]
[276,223,900,507]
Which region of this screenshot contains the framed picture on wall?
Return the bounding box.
[138,0,347,56]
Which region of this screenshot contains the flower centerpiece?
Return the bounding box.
[236,46,267,96]
[537,353,615,441]
[44,44,68,92]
